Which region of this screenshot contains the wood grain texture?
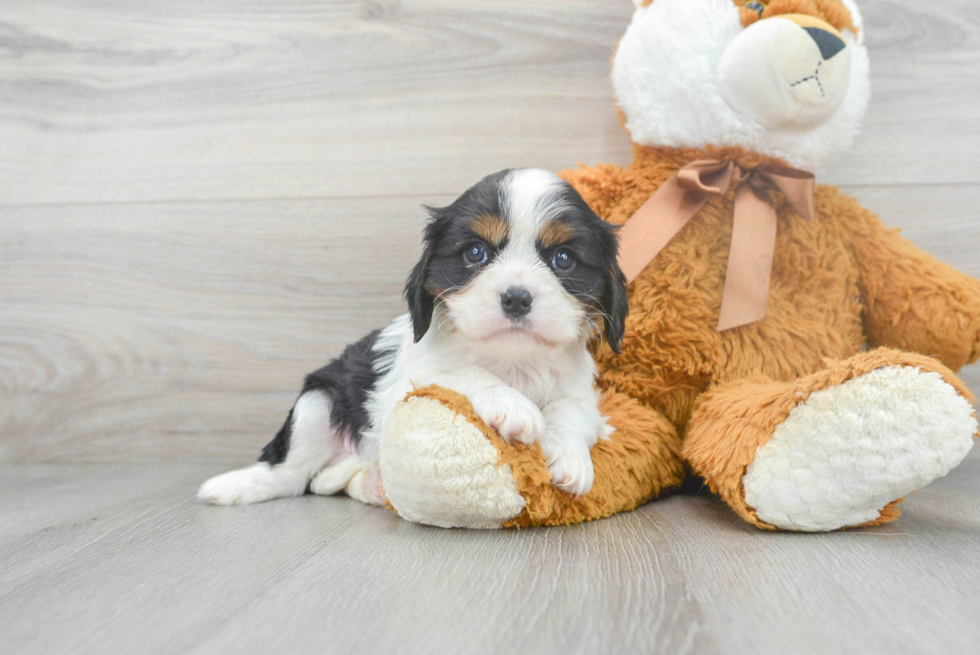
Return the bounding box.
[1,450,979,655]
[0,0,634,205]
[0,0,979,207]
[0,196,441,461]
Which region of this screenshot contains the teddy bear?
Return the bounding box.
[375,0,980,531]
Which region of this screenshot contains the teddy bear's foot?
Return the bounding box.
[743,365,976,531]
[685,349,978,532]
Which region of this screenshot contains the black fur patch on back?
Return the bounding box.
[303,329,382,446]
[258,329,383,465]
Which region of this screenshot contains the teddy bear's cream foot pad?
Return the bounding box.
[742,366,978,532]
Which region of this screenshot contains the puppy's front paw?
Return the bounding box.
[472,387,546,444]
[544,445,595,496]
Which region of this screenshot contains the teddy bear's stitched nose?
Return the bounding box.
[804,27,846,60]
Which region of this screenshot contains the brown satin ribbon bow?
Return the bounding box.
[616,159,816,331]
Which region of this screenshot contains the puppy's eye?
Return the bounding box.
[464,243,488,265]
[551,249,574,272]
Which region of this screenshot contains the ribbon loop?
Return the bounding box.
[675,160,736,194]
[616,159,816,331]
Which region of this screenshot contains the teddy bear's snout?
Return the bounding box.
[716,14,852,133]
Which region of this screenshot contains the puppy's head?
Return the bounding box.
[405,168,628,357]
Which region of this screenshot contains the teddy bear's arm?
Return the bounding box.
[381,385,685,528]
[835,194,980,371]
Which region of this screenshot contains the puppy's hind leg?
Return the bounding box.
[309,456,386,506]
[198,390,341,506]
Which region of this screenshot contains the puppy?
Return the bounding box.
[199,168,628,506]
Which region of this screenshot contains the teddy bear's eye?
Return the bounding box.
[745,0,766,17]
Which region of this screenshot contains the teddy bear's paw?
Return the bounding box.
[381,394,527,529]
[471,386,546,445]
[742,366,978,532]
[543,440,596,497]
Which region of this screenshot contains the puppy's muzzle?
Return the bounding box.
[501,287,533,320]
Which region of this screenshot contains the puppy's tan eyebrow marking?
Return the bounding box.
[470,214,509,245]
[538,220,574,248]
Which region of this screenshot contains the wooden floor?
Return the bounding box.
[1,1,979,653]
[2,451,979,655]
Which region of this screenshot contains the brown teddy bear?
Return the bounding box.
[378,0,980,530]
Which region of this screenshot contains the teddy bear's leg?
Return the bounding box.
[380,386,684,528]
[842,206,980,370]
[683,349,978,532]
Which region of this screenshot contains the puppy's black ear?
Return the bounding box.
[404,208,441,342]
[602,261,630,354]
[404,255,433,342]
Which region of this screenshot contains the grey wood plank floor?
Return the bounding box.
[2,451,979,655]
[1,1,979,653]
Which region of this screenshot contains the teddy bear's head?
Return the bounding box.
[613,0,869,171]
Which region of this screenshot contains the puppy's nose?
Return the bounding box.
[501,287,533,320]
[803,27,846,60]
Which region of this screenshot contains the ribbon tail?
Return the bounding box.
[761,167,816,221]
[717,185,778,331]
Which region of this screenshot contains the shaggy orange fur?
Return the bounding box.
[557,144,980,525]
[737,0,858,33]
[639,0,858,34]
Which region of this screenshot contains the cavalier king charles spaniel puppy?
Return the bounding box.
[199,168,628,506]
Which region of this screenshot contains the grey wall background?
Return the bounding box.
[1,0,978,463]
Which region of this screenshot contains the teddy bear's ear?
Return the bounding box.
[603,262,630,354]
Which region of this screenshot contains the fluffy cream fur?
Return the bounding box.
[381,395,527,529]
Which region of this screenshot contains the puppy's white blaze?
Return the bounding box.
[503,168,568,243]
